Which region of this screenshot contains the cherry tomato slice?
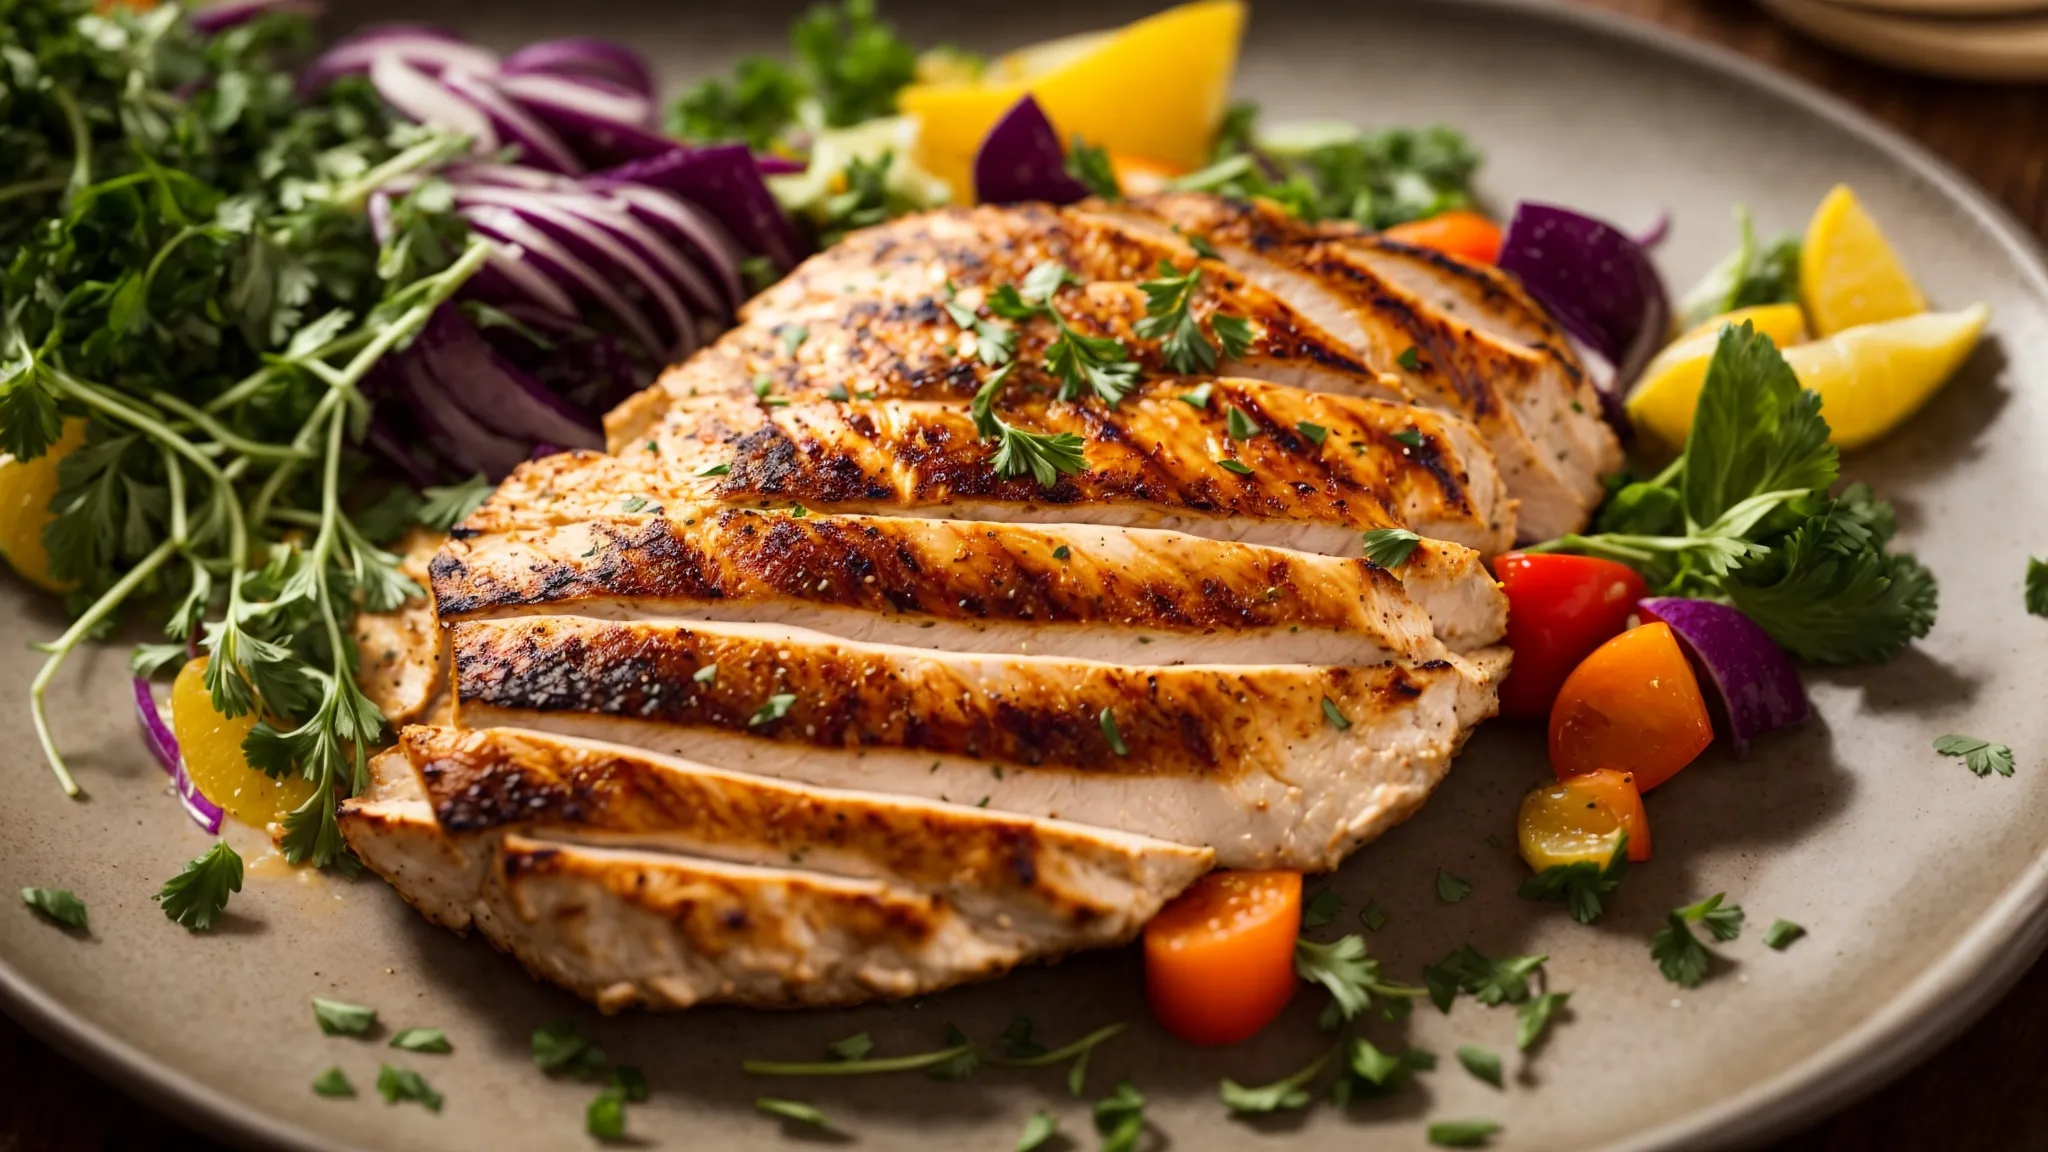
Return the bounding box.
[1549,622,1713,791]
[1494,553,1650,721]
[1382,210,1504,265]
[1144,870,1300,1046]
[1517,769,1652,869]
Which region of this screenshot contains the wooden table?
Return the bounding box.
[8,1,2048,1149]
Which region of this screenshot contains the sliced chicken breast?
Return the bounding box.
[444,615,1509,869]
[338,729,1210,1011]
[432,509,1502,663]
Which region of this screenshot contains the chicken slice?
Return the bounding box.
[432,506,1505,661]
[351,529,446,725]
[1093,194,1622,541]
[444,615,1508,869]
[337,729,1210,1011]
[470,381,1515,558]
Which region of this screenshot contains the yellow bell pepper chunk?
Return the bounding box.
[898,0,1246,202]
[0,418,89,593]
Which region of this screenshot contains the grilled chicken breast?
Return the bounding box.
[338,728,1209,1010]
[443,614,1506,869]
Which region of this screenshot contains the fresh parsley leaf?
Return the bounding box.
[587,1086,627,1141]
[1359,527,1421,568]
[1676,204,1802,329]
[1763,919,1807,950]
[1016,1109,1059,1152]
[1425,945,1547,1011]
[375,1065,443,1111]
[1135,262,1217,375]
[1179,383,1214,409]
[1428,1119,1503,1148]
[1681,892,1746,942]
[1021,261,1077,303]
[1051,544,1071,561]
[533,1021,608,1078]
[313,998,377,1037]
[1220,1042,1337,1114]
[1218,458,1253,475]
[756,1097,828,1128]
[611,1066,649,1102]
[827,1032,874,1061]
[311,1067,354,1098]
[1193,115,1481,229]
[1338,1038,1434,1100]
[1321,696,1352,731]
[1437,868,1474,903]
[1295,934,1424,1023]
[1359,900,1387,932]
[1519,834,1629,924]
[1067,135,1120,199]
[21,887,86,929]
[1456,1044,1503,1088]
[693,461,731,478]
[2029,558,2048,617]
[1935,733,2015,778]
[1099,708,1129,756]
[390,1028,451,1054]
[1225,406,1260,440]
[1212,312,1254,360]
[154,840,242,931]
[926,1024,981,1081]
[778,324,809,356]
[1650,911,1713,989]
[1302,888,1344,928]
[749,693,797,726]
[1516,991,1570,1050]
[1683,322,1838,535]
[1093,1080,1146,1152]
[970,364,1088,488]
[693,664,718,684]
[996,1017,1046,1060]
[1397,346,1422,371]
[418,476,493,532]
[1296,420,1328,446]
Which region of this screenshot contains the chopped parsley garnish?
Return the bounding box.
[1134,261,1248,376]
[311,1067,354,1098]
[693,461,732,477]
[1359,527,1422,569]
[756,1097,829,1128]
[1217,458,1253,476]
[1359,900,1388,932]
[532,1021,609,1078]
[587,1086,628,1140]
[926,1024,982,1081]
[21,887,86,930]
[1051,544,1071,561]
[1456,1044,1503,1088]
[375,1065,443,1111]
[1763,919,1808,950]
[779,324,809,355]
[693,664,719,684]
[620,495,650,514]
[1302,888,1344,928]
[1424,946,1546,1012]
[1436,869,1473,904]
[1391,428,1427,449]
[1295,934,1426,1024]
[155,841,243,932]
[1296,420,1329,446]
[827,1032,874,1061]
[419,477,494,531]
[1519,834,1629,924]
[1212,312,1255,360]
[1428,1119,1503,1148]
[749,693,798,726]
[1220,1042,1338,1114]
[1099,708,1130,756]
[2029,558,2048,617]
[611,1066,649,1102]
[1321,696,1352,731]
[1016,1109,1060,1152]
[1179,383,1215,409]
[1516,991,1570,1050]
[1650,893,1745,987]
[1225,406,1260,440]
[1397,346,1423,371]
[1935,733,2015,778]
[971,365,1088,489]
[743,1029,984,1076]
[390,1029,451,1054]
[1066,135,1120,200]
[1530,323,1935,664]
[987,262,1140,405]
[943,282,1019,367]
[1336,1038,1435,1101]
[1093,1080,1146,1152]
[313,998,377,1037]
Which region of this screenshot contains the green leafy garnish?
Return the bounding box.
[1358,900,1387,932]
[1650,894,1744,987]
[587,1086,627,1141]
[1187,106,1481,229]
[1294,934,1426,1024]
[155,841,242,931]
[827,1032,874,1061]
[1763,919,1807,950]
[1935,733,2015,778]
[1067,135,1120,200]
[1528,324,1936,664]
[744,1029,986,1077]
[1396,346,1423,372]
[1134,261,1246,376]
[418,477,493,531]
[669,0,916,147]
[1220,1042,1338,1114]
[971,364,1088,489]
[2029,558,2048,617]
[1321,696,1352,731]
[1518,834,1629,924]
[1179,383,1214,409]
[1456,1044,1503,1088]
[1225,406,1260,441]
[1217,458,1253,475]
[1359,527,1421,569]
[756,1097,829,1128]
[1016,1109,1059,1152]
[311,1067,354,1098]
[1296,420,1328,446]
[1676,203,1802,330]
[926,1024,981,1081]
[611,1066,649,1102]
[21,887,86,929]
[1516,991,1570,1050]
[532,1021,608,1078]
[313,998,377,1037]
[1302,888,1343,928]
[375,1065,442,1111]
[1099,707,1129,756]
[389,1029,451,1054]
[1093,1080,1146,1152]
[1334,1038,1434,1101]
[1428,1119,1503,1148]
[1436,868,1473,903]
[748,693,798,726]
[1424,946,1547,1012]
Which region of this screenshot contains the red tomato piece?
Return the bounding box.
[1494,553,1650,721]
[1144,870,1301,1046]
[1549,622,1714,791]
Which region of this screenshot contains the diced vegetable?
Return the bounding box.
[1383,210,1503,265]
[0,418,87,593]
[1637,598,1809,756]
[1549,623,1714,791]
[1518,769,1651,869]
[973,95,1090,206]
[1144,870,1300,1046]
[1496,202,1671,393]
[1493,553,1649,722]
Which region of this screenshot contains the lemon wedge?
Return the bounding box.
[1801,184,1927,337]
[1781,305,1988,450]
[1627,304,1811,447]
[897,0,1246,201]
[0,418,87,593]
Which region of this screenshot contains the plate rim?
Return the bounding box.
[5,2,2048,1150]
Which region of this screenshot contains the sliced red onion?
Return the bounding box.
[458,187,697,352]
[974,94,1090,206]
[394,344,538,480]
[1636,212,1673,250]
[300,26,500,95]
[412,306,604,448]
[597,185,746,311]
[367,189,394,246]
[501,37,655,98]
[553,190,727,321]
[1496,202,1671,393]
[596,144,805,272]
[753,153,805,176]
[465,236,582,318]
[133,677,224,835]
[369,53,499,153]
[1637,598,1811,757]
[442,162,573,191]
[463,204,664,358]
[191,0,322,35]
[496,72,656,133]
[441,69,584,175]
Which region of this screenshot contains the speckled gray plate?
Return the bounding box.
[6,1,2048,1149]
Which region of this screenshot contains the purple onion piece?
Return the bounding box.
[190,0,322,35]
[1496,201,1672,394]
[441,69,584,175]
[595,144,806,272]
[1637,598,1811,757]
[369,53,498,152]
[973,94,1090,206]
[596,184,746,312]
[299,26,499,95]
[501,37,656,98]
[392,344,537,480]
[753,153,805,176]
[496,71,656,133]
[1636,211,1673,250]
[409,306,605,449]
[462,205,664,362]
[132,677,224,835]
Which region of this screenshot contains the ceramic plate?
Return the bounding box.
[6,1,2048,1149]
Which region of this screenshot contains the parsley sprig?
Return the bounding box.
[986,262,1140,406]
[1518,834,1629,924]
[1650,893,1745,988]
[1133,260,1253,376]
